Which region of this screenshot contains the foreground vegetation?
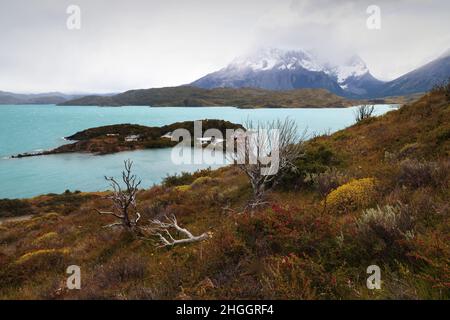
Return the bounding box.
[0,86,448,299]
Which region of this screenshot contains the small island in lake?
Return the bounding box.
[12,120,243,158]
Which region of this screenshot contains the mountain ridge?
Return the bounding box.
[191,47,450,98]
[59,86,359,108]
[380,52,450,97]
[191,48,385,98]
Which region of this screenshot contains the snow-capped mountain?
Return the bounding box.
[326,55,385,97]
[191,48,384,98]
[228,48,323,73]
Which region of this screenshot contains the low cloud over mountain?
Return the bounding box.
[191,48,450,98]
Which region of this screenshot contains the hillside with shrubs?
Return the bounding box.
[0,84,449,299]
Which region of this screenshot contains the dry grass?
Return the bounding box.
[0,88,449,300]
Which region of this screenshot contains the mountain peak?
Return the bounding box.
[329,55,369,85]
[191,47,382,97]
[228,47,321,72]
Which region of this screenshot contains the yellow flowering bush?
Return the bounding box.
[16,248,70,265]
[174,185,191,192]
[44,212,60,220]
[191,176,213,185]
[325,178,377,213]
[32,232,58,245]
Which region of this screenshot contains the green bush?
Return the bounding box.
[162,168,212,187]
[277,143,340,190]
[0,199,35,218]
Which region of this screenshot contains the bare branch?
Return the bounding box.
[95,159,142,230]
[354,105,375,123]
[227,118,306,210]
[147,214,210,248]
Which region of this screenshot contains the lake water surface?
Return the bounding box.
[0,104,394,199]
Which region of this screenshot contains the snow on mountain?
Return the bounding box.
[326,55,370,85]
[226,48,369,86]
[228,48,323,72]
[191,48,383,97]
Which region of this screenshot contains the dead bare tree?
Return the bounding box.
[227,118,306,209]
[148,214,210,248]
[354,105,375,123]
[96,159,142,229]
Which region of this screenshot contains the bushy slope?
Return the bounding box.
[0,87,449,300]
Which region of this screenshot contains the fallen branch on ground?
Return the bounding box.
[148,214,210,248]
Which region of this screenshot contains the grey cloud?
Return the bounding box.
[0,0,448,92]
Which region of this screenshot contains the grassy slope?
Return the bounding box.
[0,89,448,300]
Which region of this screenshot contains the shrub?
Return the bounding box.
[191,176,218,189]
[397,159,440,189]
[44,212,60,220]
[325,178,377,213]
[174,185,191,192]
[36,193,97,215]
[357,205,414,240]
[162,168,212,187]
[431,78,450,101]
[15,248,70,273]
[278,143,339,190]
[305,168,350,198]
[32,232,58,245]
[260,254,340,299]
[237,204,338,257]
[354,105,375,123]
[355,204,415,260]
[97,255,148,284]
[0,199,35,218]
[237,205,300,255]
[163,172,195,187]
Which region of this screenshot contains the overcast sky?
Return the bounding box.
[0,0,449,93]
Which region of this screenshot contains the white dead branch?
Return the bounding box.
[149,214,210,248]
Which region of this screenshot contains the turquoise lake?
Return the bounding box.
[0,104,394,199]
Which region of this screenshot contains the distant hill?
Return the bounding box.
[59,86,359,108]
[380,51,450,97]
[0,91,79,105]
[0,91,116,105]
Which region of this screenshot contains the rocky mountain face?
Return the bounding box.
[191,48,450,98]
[191,48,385,98]
[380,51,450,97]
